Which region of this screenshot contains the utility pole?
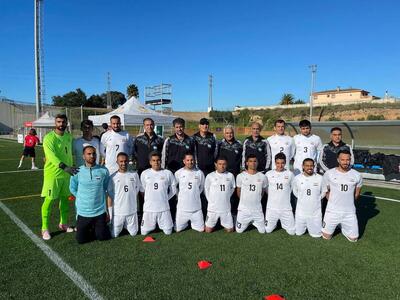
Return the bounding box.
[107,72,111,109]
[34,0,44,119]
[208,74,213,112]
[309,65,317,121]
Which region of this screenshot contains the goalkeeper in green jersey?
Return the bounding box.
[40,114,79,240]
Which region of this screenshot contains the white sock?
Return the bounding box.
[18,160,23,167]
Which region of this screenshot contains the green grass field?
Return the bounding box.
[1,138,399,300]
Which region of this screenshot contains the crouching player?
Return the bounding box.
[265,153,295,235]
[204,156,236,233]
[70,146,111,244]
[236,155,268,233]
[293,158,325,238]
[174,153,205,232]
[322,150,362,242]
[107,152,143,237]
[140,152,177,235]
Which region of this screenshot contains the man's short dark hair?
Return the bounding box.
[183,152,194,159]
[55,114,68,121]
[215,155,228,163]
[331,127,342,133]
[302,158,314,165]
[82,145,96,153]
[299,119,311,128]
[101,123,108,130]
[274,119,286,126]
[110,115,121,122]
[245,154,257,163]
[81,119,93,129]
[143,118,154,124]
[173,118,185,127]
[275,152,286,162]
[117,152,129,159]
[148,151,161,161]
[337,149,351,157]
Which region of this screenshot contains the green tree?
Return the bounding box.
[294,99,306,104]
[86,94,105,108]
[101,91,127,108]
[279,93,295,105]
[127,84,139,99]
[52,88,87,107]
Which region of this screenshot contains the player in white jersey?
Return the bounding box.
[204,156,236,233]
[140,152,177,235]
[100,115,134,174]
[267,119,295,170]
[236,154,268,233]
[73,120,100,166]
[293,119,323,175]
[322,150,362,242]
[107,152,143,237]
[175,153,205,232]
[265,153,295,235]
[293,158,326,238]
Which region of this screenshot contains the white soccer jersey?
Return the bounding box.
[265,169,294,210]
[73,137,100,166]
[293,134,323,172]
[323,168,363,214]
[236,171,267,212]
[204,171,235,213]
[175,167,205,212]
[108,171,143,216]
[141,168,177,213]
[267,134,295,169]
[293,173,325,216]
[100,130,134,174]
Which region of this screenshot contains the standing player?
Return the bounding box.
[192,118,218,176]
[267,119,295,170]
[140,152,177,235]
[41,114,78,240]
[175,153,205,232]
[18,128,40,170]
[236,155,268,233]
[293,120,323,175]
[242,122,271,173]
[322,150,362,242]
[204,156,236,233]
[293,158,325,238]
[216,125,243,177]
[133,118,164,175]
[265,153,295,235]
[319,127,354,173]
[162,118,195,173]
[100,115,134,174]
[70,146,111,244]
[107,152,143,237]
[73,120,100,167]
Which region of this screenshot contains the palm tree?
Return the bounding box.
[127,84,139,99]
[280,93,294,105]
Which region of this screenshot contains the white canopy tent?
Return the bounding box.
[32,111,55,128]
[88,97,176,126]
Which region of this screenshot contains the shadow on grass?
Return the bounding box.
[357,192,380,239]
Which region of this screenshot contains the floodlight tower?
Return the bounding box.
[309,64,317,121]
[34,0,45,119]
[208,74,213,112]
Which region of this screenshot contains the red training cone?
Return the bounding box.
[68,195,75,201]
[143,236,155,242]
[264,295,285,300]
[197,260,212,270]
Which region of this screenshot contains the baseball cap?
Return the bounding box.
[199,118,209,125]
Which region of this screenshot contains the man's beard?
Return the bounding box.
[57,125,66,131]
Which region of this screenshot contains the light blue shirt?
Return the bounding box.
[70,164,109,217]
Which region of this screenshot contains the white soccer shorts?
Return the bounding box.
[295,212,322,238]
[205,211,234,230]
[111,213,138,237]
[175,209,204,232]
[265,209,295,235]
[141,210,173,235]
[322,210,359,240]
[236,209,265,233]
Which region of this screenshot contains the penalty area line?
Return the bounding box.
[0,201,104,300]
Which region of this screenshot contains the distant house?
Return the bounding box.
[312,87,379,105]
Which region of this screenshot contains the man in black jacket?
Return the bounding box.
[216,125,243,177]
[192,118,217,176]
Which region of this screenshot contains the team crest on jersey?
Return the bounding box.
[258,147,262,152]
[95,176,101,180]
[285,142,288,145]
[234,150,238,154]
[160,176,166,180]
[350,179,355,182]
[311,142,315,145]
[284,176,289,179]
[194,176,199,179]
[313,182,319,186]
[185,145,189,149]
[130,178,135,182]
[225,178,231,182]
[207,144,212,148]
[257,179,262,182]
[153,145,158,150]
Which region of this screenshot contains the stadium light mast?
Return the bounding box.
[34,0,45,119]
[309,64,317,121]
[208,74,213,112]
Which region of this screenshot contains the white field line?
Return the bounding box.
[362,194,400,203]
[0,169,43,174]
[0,201,104,300]
[0,194,41,201]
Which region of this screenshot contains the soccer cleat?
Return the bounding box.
[31,166,39,170]
[58,224,75,233]
[42,230,51,240]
